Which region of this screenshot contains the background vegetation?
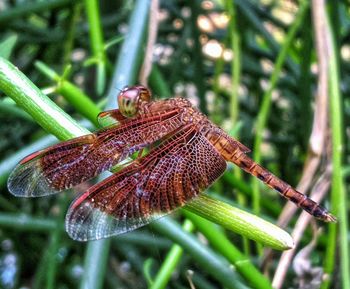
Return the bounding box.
[0,0,348,288]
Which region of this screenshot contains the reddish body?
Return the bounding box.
[8,86,335,241]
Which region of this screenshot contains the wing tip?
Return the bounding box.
[65,197,144,241]
[7,164,31,197]
[7,162,58,197]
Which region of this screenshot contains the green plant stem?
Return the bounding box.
[35,61,101,126]
[46,197,68,289]
[0,57,89,139]
[0,0,75,26]
[184,211,273,289]
[63,2,83,66]
[212,35,227,107]
[322,11,349,289]
[149,65,172,98]
[80,239,111,289]
[84,0,107,95]
[114,232,171,249]
[33,246,51,289]
[151,217,248,289]
[0,34,18,60]
[149,220,194,289]
[251,1,309,217]
[0,213,58,231]
[0,100,33,121]
[227,0,240,125]
[235,0,298,76]
[188,1,207,114]
[185,194,293,250]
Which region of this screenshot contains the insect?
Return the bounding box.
[8,85,336,241]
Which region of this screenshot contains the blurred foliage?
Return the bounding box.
[0,0,349,289]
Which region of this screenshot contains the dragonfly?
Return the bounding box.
[8,85,336,241]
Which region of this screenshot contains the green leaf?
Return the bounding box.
[0,34,18,60]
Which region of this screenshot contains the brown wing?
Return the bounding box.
[65,125,227,241]
[7,108,183,197]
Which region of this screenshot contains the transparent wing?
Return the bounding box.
[65,125,227,241]
[8,108,183,197]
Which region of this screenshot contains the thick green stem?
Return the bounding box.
[0,57,89,139]
[185,195,293,250]
[35,61,101,126]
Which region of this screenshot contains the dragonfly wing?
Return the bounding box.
[8,135,98,197]
[8,108,184,197]
[66,125,227,241]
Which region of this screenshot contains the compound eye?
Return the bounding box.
[117,86,152,117]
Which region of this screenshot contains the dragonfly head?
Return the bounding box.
[118,85,151,117]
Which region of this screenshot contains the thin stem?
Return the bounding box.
[227,0,241,126]
[35,61,101,126]
[0,213,58,231]
[325,10,349,289]
[188,1,207,114]
[84,0,107,95]
[149,220,194,289]
[235,0,298,76]
[251,1,309,217]
[151,217,247,289]
[79,239,111,289]
[0,0,74,26]
[183,211,273,289]
[149,65,172,98]
[46,197,68,289]
[63,2,83,66]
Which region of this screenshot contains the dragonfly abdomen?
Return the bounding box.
[206,130,337,223]
[231,152,336,222]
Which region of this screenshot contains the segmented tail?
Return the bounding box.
[206,130,336,222]
[231,151,336,222]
